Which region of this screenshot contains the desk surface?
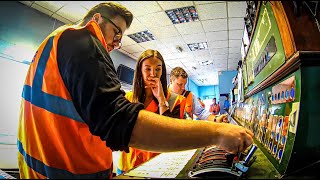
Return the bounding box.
[115,146,282,179]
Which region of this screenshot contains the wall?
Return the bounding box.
[198,85,219,100]
[186,79,199,97]
[198,85,219,111]
[218,70,237,94]
[0,1,66,133]
[218,70,237,114]
[110,50,137,70]
[0,1,65,63]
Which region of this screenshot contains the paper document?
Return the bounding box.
[124,149,197,178]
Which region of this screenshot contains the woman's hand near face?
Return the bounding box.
[145,77,166,102]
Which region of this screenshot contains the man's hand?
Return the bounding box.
[215,123,254,154]
[216,114,228,123]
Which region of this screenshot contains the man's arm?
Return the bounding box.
[129,110,253,154]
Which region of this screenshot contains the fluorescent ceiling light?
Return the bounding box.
[128,30,155,43]
[165,6,199,24]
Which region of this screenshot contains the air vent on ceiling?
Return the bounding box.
[188,42,208,51]
[197,79,207,83]
[198,60,213,66]
[128,30,155,43]
[165,6,199,24]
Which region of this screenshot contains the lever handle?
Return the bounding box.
[243,144,257,166]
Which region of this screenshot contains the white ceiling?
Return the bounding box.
[20,1,246,86]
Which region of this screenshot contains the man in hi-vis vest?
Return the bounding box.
[169,67,226,122]
[18,2,253,179]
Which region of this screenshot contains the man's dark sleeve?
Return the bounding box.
[57,29,144,151]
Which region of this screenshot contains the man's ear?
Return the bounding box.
[92,13,101,23]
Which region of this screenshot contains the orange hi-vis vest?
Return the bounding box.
[117,91,186,174]
[182,90,193,119]
[17,21,113,178]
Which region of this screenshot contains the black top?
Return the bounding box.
[57,28,144,152]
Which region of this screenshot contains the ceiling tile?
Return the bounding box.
[139,40,160,50]
[121,44,145,53]
[34,1,68,12]
[182,61,198,67]
[160,35,185,46]
[162,52,183,61]
[228,62,238,69]
[20,1,34,6]
[52,13,73,24]
[176,52,194,59]
[195,56,212,64]
[212,64,226,69]
[166,64,173,68]
[77,1,102,10]
[157,1,194,10]
[228,62,238,66]
[192,50,211,58]
[31,3,54,17]
[228,17,244,30]
[229,53,241,59]
[164,59,185,68]
[213,54,228,60]
[197,2,227,20]
[228,58,240,64]
[119,50,137,60]
[148,25,180,39]
[210,48,228,55]
[174,21,204,35]
[182,33,207,44]
[152,41,176,54]
[137,11,172,28]
[131,51,145,59]
[194,1,224,5]
[229,47,240,54]
[227,1,247,18]
[206,31,228,41]
[213,59,226,64]
[208,40,228,49]
[229,29,244,40]
[138,41,176,55]
[55,3,87,23]
[118,1,162,17]
[121,35,138,47]
[124,18,147,35]
[26,1,251,86]
[229,39,242,48]
[202,19,227,32]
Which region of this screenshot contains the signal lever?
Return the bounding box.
[233,144,257,175]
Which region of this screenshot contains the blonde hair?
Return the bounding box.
[170,67,188,80]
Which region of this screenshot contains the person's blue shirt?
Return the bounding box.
[224,99,230,111]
